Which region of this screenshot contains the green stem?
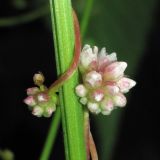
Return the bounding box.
[84,110,90,160]
[40,107,61,160]
[50,0,86,160]
[0,4,49,27]
[39,0,95,159]
[80,0,94,39]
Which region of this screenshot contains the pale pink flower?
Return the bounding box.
[75,45,136,115]
[24,73,57,117]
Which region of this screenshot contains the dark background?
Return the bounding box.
[0,0,160,160]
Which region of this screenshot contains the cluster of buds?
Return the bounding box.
[75,45,136,115]
[24,73,58,117]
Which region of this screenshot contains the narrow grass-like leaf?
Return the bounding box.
[50,0,87,160]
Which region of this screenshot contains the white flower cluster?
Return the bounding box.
[75,45,136,115]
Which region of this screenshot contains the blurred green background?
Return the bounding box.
[0,0,159,160]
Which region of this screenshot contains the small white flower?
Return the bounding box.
[80,45,97,71]
[32,106,43,117]
[90,89,104,102]
[24,96,36,106]
[117,77,136,93]
[76,45,136,115]
[84,71,102,88]
[80,97,88,105]
[75,84,88,97]
[37,93,48,102]
[113,93,127,107]
[87,102,101,114]
[104,62,127,81]
[100,98,114,113]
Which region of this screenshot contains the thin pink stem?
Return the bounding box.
[48,10,81,93]
[89,131,98,160]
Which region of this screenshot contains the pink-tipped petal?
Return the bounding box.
[75,84,88,97]
[24,96,36,106]
[98,51,117,72]
[87,102,101,114]
[117,77,136,93]
[104,62,127,81]
[37,93,49,102]
[90,89,104,102]
[84,71,102,88]
[80,45,97,70]
[105,84,119,95]
[32,106,43,117]
[27,87,39,95]
[113,93,127,107]
[100,98,114,112]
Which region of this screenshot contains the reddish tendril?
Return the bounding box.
[48,10,81,92]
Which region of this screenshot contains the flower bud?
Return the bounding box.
[44,106,56,117]
[84,71,102,88]
[33,72,45,86]
[32,106,43,117]
[24,96,36,106]
[87,102,101,114]
[100,98,114,115]
[106,84,119,95]
[90,89,104,102]
[27,87,39,95]
[113,93,126,107]
[104,62,127,81]
[80,45,97,70]
[75,84,88,97]
[37,93,49,102]
[117,77,136,93]
[80,97,88,105]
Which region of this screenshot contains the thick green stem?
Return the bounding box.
[39,0,95,159]
[50,0,87,160]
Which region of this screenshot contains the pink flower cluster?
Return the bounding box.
[75,45,136,115]
[24,73,57,117]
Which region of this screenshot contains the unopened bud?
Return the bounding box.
[75,84,88,97]
[37,93,49,102]
[90,89,104,102]
[33,72,45,86]
[80,97,88,105]
[24,96,36,106]
[32,106,43,117]
[100,98,114,115]
[84,71,102,88]
[27,87,39,95]
[113,93,126,107]
[87,102,101,114]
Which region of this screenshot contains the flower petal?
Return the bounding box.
[32,106,43,117]
[98,50,117,72]
[113,93,127,107]
[105,84,119,95]
[27,87,40,95]
[80,97,88,105]
[24,96,36,106]
[117,77,136,93]
[104,62,127,81]
[80,45,97,71]
[84,71,102,88]
[100,98,114,113]
[75,84,88,97]
[87,102,101,114]
[89,89,104,102]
